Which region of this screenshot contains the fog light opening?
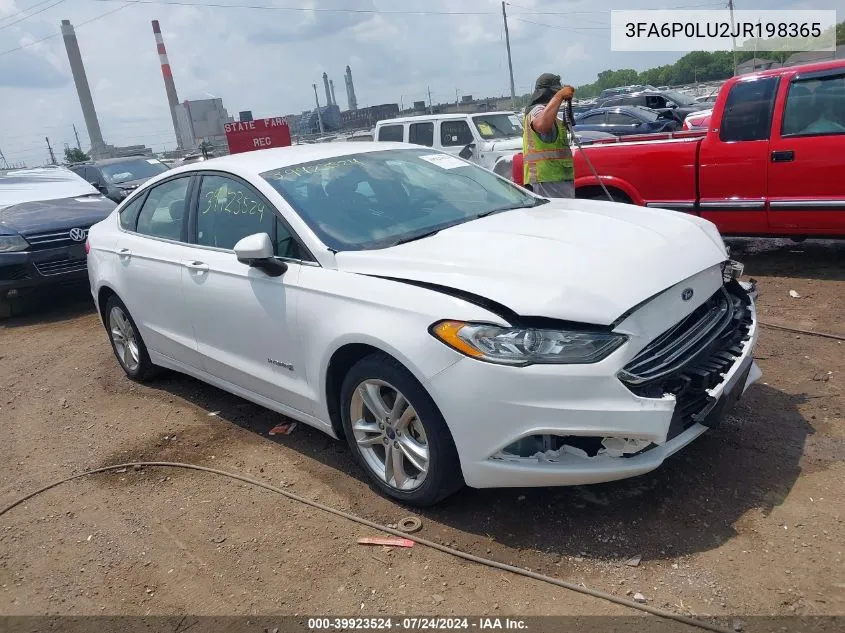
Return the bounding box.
[499,434,656,462]
[6,288,19,299]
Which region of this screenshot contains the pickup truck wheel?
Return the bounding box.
[104,295,160,382]
[340,353,464,507]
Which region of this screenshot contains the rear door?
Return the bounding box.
[698,76,779,234]
[113,174,201,368]
[605,110,643,135]
[408,121,434,148]
[767,67,845,232]
[179,171,313,415]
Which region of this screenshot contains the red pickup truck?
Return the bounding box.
[512,60,845,238]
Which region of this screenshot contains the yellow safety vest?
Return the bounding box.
[523,111,574,185]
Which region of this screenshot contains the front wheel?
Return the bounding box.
[340,353,463,506]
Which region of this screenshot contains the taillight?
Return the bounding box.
[85,239,91,254]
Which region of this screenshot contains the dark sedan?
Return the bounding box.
[596,90,710,124]
[70,156,170,203]
[574,106,679,136]
[0,166,116,316]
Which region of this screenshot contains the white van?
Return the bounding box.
[374,111,524,175]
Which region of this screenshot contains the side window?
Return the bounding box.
[135,177,190,241]
[580,112,606,123]
[720,77,778,142]
[781,74,845,137]
[440,120,474,146]
[606,111,635,125]
[377,125,403,142]
[645,95,665,108]
[409,122,434,147]
[118,195,145,231]
[197,175,283,253]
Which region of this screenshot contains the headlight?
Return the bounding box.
[430,320,627,366]
[0,235,29,253]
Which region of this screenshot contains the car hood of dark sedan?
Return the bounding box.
[0,194,116,235]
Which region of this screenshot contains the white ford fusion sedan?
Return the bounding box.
[87,142,761,506]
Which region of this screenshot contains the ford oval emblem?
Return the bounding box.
[681,288,694,302]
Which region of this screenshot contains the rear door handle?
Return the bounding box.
[118,248,131,257]
[771,150,794,162]
[185,261,209,273]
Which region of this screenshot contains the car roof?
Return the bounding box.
[159,142,423,179]
[582,105,651,115]
[80,156,161,166]
[376,111,515,125]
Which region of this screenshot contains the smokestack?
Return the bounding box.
[322,72,332,106]
[61,19,105,156]
[152,20,183,149]
[329,79,337,108]
[344,65,358,111]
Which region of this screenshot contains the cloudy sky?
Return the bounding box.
[0,0,838,165]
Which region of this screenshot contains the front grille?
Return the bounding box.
[25,229,87,250]
[33,259,87,277]
[619,282,754,437]
[0,264,30,281]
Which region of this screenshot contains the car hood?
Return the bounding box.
[484,137,523,152]
[335,200,727,325]
[113,177,151,191]
[0,194,116,235]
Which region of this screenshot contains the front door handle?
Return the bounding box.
[185,261,209,273]
[771,150,794,162]
[118,248,131,258]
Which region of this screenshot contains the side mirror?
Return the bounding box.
[458,143,475,159]
[234,233,287,277]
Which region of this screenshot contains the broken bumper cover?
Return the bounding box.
[426,280,760,489]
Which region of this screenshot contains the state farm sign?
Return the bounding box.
[224,117,291,154]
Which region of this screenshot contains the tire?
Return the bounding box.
[104,295,160,382]
[340,353,464,506]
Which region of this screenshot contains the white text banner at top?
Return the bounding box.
[611,10,837,52]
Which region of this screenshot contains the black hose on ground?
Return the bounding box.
[1,461,735,633]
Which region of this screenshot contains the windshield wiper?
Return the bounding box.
[391,228,443,246]
[475,197,549,219]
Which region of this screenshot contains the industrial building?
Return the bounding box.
[173,98,234,151]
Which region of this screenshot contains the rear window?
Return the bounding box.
[781,73,845,137]
[377,125,403,142]
[719,77,778,142]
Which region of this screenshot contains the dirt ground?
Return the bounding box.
[1,239,844,630]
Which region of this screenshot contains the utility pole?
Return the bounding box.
[73,124,82,150]
[728,0,737,76]
[427,86,433,114]
[312,84,325,134]
[45,137,57,165]
[455,88,460,112]
[502,1,517,111]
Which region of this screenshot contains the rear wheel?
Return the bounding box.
[104,295,160,382]
[340,353,463,506]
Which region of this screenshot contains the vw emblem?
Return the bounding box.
[681,288,694,302]
[69,228,88,242]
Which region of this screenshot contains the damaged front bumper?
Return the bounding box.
[426,268,761,489]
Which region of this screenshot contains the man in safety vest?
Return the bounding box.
[523,73,575,198]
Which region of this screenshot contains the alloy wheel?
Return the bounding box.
[109,305,140,373]
[349,379,429,491]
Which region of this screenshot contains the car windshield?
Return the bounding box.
[100,159,168,184]
[663,91,696,106]
[261,148,540,252]
[472,113,523,139]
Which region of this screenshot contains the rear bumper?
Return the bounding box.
[0,245,89,298]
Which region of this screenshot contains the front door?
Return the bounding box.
[180,172,313,415]
[767,68,845,232]
[698,76,779,235]
[113,175,202,369]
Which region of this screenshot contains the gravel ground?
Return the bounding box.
[1,239,843,631]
